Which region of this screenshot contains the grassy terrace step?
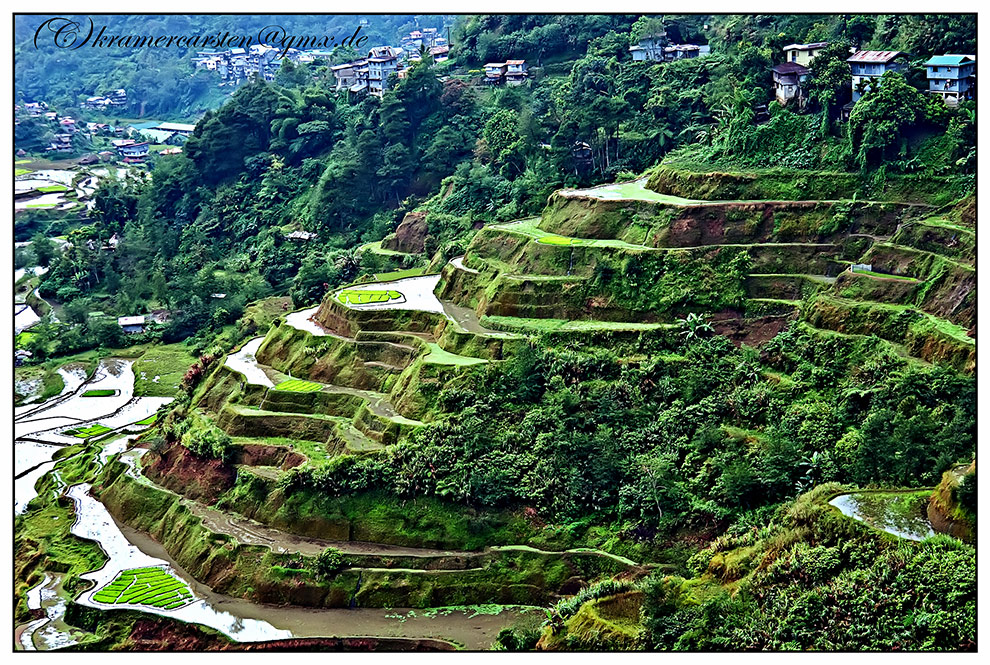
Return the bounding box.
[230,436,332,466]
[480,316,675,334]
[97,465,639,610]
[865,242,974,273]
[335,423,386,453]
[422,343,488,366]
[489,219,839,253]
[748,273,836,284]
[357,240,419,257]
[802,297,974,373]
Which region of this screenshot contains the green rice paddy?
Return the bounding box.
[15,168,32,176]
[82,389,117,397]
[337,289,403,305]
[135,414,158,426]
[66,424,113,438]
[37,184,69,193]
[536,235,588,246]
[274,378,323,393]
[374,267,425,281]
[91,566,194,610]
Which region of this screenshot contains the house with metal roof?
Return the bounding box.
[924,54,976,106]
[629,33,667,62]
[117,315,147,334]
[847,50,908,101]
[772,62,811,107]
[782,42,829,68]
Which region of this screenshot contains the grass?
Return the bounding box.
[82,389,117,397]
[274,378,323,393]
[36,184,69,193]
[91,566,194,610]
[481,315,672,334]
[850,267,920,282]
[536,235,589,246]
[358,240,418,256]
[375,267,425,281]
[65,424,113,438]
[337,289,402,305]
[422,343,488,366]
[133,343,198,397]
[568,179,701,204]
[16,331,37,348]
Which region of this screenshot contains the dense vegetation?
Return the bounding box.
[15,13,977,652]
[279,325,973,527]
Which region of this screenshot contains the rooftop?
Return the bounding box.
[925,54,975,67]
[847,50,903,63]
[772,62,811,75]
[155,122,197,133]
[782,41,829,51]
[117,316,146,326]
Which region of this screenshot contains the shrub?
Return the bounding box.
[315,547,346,578]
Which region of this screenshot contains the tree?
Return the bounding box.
[31,233,57,267]
[848,72,946,170]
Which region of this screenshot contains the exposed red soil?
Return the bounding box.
[382,211,427,254]
[120,618,456,651]
[143,444,236,505]
[710,310,794,348]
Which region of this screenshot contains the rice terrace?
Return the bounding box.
[12,10,978,654]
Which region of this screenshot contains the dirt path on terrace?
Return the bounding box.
[113,520,541,650]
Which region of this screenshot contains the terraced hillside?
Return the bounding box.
[438,175,974,372]
[29,166,971,650]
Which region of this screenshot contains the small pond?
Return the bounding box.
[829,490,935,541]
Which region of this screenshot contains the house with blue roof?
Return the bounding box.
[925,54,976,106]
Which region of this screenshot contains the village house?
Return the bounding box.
[505,60,529,86]
[772,62,811,106]
[484,62,508,83]
[630,32,667,62]
[117,315,147,334]
[155,122,197,137]
[430,45,450,62]
[112,139,149,164]
[368,47,400,97]
[286,230,318,242]
[330,61,370,93]
[847,50,907,101]
[23,101,47,117]
[48,134,73,153]
[924,54,976,106]
[782,42,829,67]
[81,89,127,110]
[664,44,703,61]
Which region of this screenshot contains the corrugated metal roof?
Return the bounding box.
[772,62,810,75]
[117,316,146,326]
[782,42,829,51]
[925,54,975,66]
[847,50,902,63]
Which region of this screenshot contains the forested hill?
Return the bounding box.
[18,13,976,361]
[14,14,450,119]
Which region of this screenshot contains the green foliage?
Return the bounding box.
[954,470,976,515]
[314,547,346,578]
